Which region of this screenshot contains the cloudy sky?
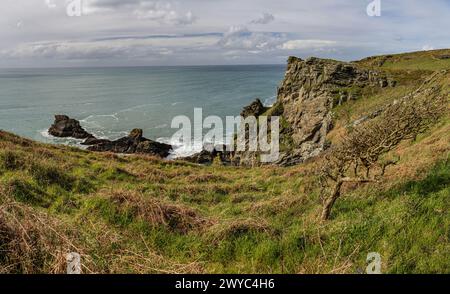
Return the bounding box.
[1,0,449,67]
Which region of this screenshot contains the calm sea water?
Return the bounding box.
[0,65,285,156]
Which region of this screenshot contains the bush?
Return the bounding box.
[104,190,210,233]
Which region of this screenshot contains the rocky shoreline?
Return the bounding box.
[48,115,233,163]
[48,115,172,158]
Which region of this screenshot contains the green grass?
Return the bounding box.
[356,49,450,71]
[1,127,448,273]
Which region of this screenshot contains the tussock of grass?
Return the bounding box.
[103,190,211,233]
[208,218,274,242]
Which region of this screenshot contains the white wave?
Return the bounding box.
[40,129,51,139]
[152,124,168,129]
[38,129,87,148]
[81,114,119,123]
[116,103,161,113]
[263,96,277,107]
[157,137,203,159]
[158,134,233,160]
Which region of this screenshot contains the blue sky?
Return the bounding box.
[1,0,449,67]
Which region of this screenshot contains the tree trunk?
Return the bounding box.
[321,181,343,221]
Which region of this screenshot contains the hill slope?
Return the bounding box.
[0,50,449,273]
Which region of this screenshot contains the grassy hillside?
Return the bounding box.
[356,49,450,71]
[1,50,449,274]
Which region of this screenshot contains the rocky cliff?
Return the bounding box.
[236,56,396,166]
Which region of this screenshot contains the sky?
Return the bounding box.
[1,0,449,67]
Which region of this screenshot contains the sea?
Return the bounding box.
[0,65,285,157]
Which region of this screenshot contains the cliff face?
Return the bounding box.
[237,56,395,166]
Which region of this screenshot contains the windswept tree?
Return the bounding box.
[319,85,446,220]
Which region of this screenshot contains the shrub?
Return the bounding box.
[319,84,446,220]
[105,190,211,233]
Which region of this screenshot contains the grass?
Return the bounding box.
[0,50,449,274]
[356,49,450,71]
[0,122,448,273]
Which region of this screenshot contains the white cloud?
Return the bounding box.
[131,2,195,25]
[84,0,196,25]
[250,13,275,25]
[218,25,286,51]
[280,39,337,50]
[1,35,219,61]
[1,0,449,67]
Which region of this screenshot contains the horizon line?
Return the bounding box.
[0,63,287,70]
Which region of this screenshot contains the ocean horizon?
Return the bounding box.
[0,64,285,157]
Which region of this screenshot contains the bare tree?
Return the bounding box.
[319,85,446,220]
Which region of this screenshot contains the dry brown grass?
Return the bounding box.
[248,194,308,217]
[382,117,450,182]
[0,197,94,274]
[107,189,212,233]
[108,245,205,274]
[185,173,227,183]
[208,218,274,243]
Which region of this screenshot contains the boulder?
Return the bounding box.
[48,115,91,139]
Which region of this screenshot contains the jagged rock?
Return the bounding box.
[273,57,396,165]
[87,129,172,157]
[182,144,233,165]
[240,99,267,118]
[234,56,393,166]
[129,128,143,139]
[81,136,110,146]
[48,115,91,139]
[183,150,216,165]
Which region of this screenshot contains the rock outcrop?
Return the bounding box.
[87,128,172,157]
[275,57,396,165]
[240,98,267,118]
[48,115,91,139]
[234,56,396,166]
[182,144,233,165]
[48,115,172,158]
